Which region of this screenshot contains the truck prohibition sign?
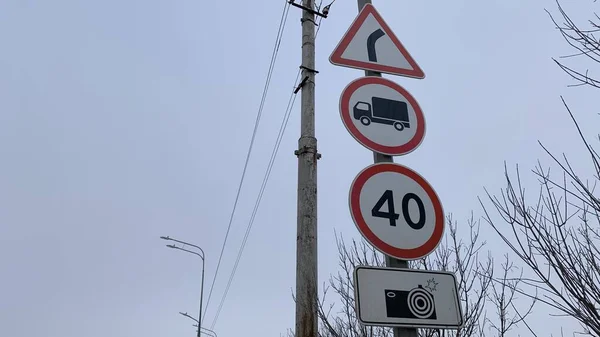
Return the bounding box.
[339,76,426,156]
[354,97,410,131]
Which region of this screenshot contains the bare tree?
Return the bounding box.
[311,215,533,337]
[288,2,599,335]
[480,101,600,336]
[480,1,600,335]
[484,255,536,337]
[547,0,600,89]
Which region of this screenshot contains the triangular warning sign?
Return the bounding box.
[329,4,425,79]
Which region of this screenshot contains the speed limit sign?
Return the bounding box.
[349,163,444,260]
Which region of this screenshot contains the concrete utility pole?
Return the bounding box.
[295,0,318,336]
[357,0,418,336]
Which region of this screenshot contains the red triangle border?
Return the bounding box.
[329,4,425,79]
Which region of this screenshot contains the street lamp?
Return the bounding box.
[160,236,205,337]
[179,311,218,337]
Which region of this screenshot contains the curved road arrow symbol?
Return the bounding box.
[367,29,386,62]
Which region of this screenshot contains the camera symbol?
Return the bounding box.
[384,285,437,320]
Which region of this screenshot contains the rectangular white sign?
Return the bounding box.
[354,266,463,329]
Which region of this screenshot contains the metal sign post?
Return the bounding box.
[328,0,463,335]
[357,1,416,335]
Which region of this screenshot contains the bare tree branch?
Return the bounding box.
[546,0,600,89]
[480,97,600,336]
[310,215,533,336]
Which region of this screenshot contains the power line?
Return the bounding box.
[201,0,292,322]
[210,69,301,330]
[209,13,329,329]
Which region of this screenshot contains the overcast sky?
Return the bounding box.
[1,1,598,336]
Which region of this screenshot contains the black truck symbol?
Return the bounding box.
[353,97,410,131]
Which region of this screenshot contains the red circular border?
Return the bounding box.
[349,163,444,260]
[339,77,426,156]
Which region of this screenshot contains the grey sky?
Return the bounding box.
[0,1,598,336]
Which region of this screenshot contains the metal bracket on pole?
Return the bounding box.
[300,65,319,74]
[294,76,309,94]
[294,66,319,94]
[288,0,329,18]
[294,146,321,159]
[301,17,318,26]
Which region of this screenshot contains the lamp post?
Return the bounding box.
[160,236,205,337]
[179,311,218,337]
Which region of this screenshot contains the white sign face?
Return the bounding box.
[339,76,425,156]
[329,4,424,79]
[354,266,463,329]
[349,163,444,260]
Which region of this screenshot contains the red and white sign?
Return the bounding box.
[339,76,425,156]
[329,4,425,79]
[349,163,444,260]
